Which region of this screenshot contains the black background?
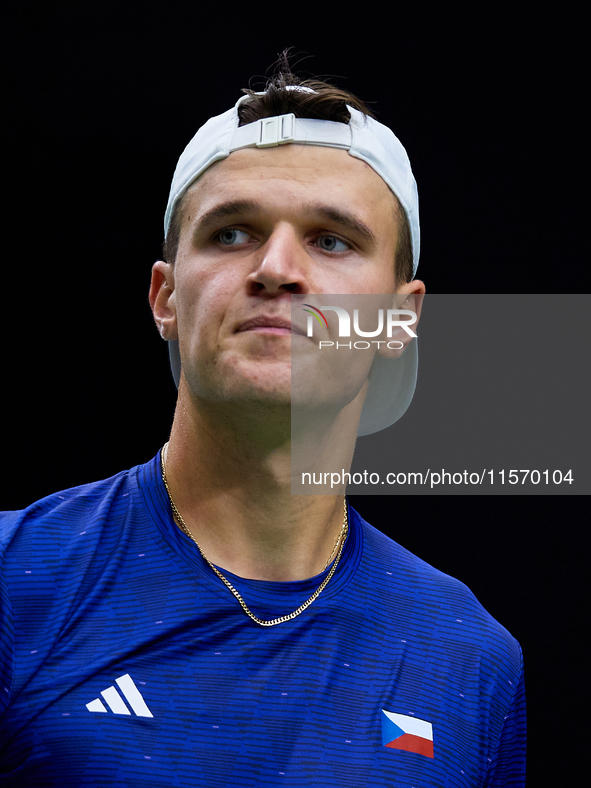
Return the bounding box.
[4,2,589,784]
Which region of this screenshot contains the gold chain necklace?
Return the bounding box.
[160,445,348,627]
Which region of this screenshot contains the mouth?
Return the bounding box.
[236,316,306,336]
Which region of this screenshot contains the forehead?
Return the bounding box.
[181,144,399,223]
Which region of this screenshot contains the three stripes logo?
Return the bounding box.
[86,674,154,718]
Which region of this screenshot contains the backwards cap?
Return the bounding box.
[163,88,421,435]
[165,89,420,275]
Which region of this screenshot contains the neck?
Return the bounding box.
[162,385,361,581]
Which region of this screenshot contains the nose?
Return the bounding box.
[246,225,309,297]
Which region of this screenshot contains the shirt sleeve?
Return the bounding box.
[0,517,16,718]
[484,643,527,787]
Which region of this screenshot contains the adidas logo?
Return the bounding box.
[86,673,154,718]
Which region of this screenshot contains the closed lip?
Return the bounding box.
[236,316,306,336]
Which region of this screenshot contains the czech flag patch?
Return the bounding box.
[381,710,434,758]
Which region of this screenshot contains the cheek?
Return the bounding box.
[175,266,238,338]
[368,240,398,293]
[376,263,397,294]
[339,261,396,295]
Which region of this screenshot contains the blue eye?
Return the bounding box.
[316,235,349,253]
[218,229,250,245]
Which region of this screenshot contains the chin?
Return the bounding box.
[185,365,292,406]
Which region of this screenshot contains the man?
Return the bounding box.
[0,64,525,786]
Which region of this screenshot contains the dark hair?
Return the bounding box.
[163,61,413,284]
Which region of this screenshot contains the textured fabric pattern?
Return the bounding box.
[0,452,526,786]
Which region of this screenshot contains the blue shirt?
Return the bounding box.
[0,451,525,786]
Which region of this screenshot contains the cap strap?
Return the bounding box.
[230,113,352,151]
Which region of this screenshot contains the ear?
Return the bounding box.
[149,260,178,340]
[376,279,425,359]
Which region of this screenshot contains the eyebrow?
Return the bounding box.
[193,199,377,246]
[307,203,377,245]
[194,200,259,234]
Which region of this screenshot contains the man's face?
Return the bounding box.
[155,144,407,409]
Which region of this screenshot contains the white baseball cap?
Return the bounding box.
[164,90,421,435]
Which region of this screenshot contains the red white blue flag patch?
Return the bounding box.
[381,710,434,758]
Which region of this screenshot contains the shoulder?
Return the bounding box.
[358,511,499,609]
[0,460,158,714]
[0,465,140,564]
[0,461,157,655]
[354,510,522,670]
